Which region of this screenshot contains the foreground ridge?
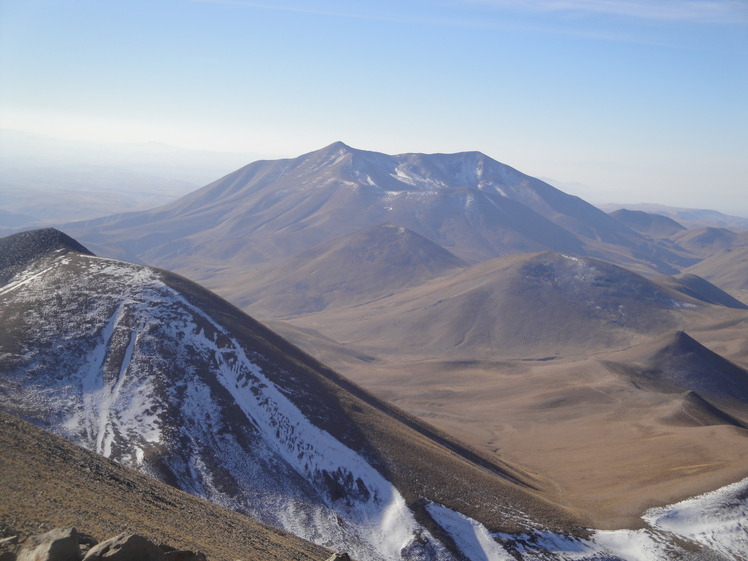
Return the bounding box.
[1,229,747,560]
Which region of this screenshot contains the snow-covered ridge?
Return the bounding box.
[0,252,449,560]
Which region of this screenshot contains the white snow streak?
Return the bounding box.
[643,476,748,559]
[426,503,514,561]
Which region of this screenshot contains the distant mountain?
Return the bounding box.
[0,229,585,561]
[605,331,748,405]
[283,251,704,360]
[670,226,739,254]
[225,223,467,316]
[608,208,686,239]
[684,246,748,292]
[659,390,747,429]
[656,273,748,309]
[64,142,690,285]
[599,203,748,230]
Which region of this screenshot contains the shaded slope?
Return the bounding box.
[0,410,330,561]
[656,273,748,309]
[0,228,93,284]
[659,390,747,428]
[228,223,467,316]
[608,208,686,239]
[605,331,748,404]
[684,246,748,292]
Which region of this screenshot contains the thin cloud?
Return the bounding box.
[187,0,748,38]
[186,0,409,23]
[465,0,748,23]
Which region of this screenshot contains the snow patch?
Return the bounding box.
[643,476,748,559]
[426,503,514,561]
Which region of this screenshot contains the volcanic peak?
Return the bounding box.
[0,228,93,283]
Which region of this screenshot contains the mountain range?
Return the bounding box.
[2,228,748,560]
[64,142,698,278]
[57,143,748,529]
[0,229,576,560]
[2,142,748,559]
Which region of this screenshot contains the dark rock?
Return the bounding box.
[163,551,206,561]
[0,535,19,561]
[17,527,80,561]
[82,534,163,561]
[325,554,351,561]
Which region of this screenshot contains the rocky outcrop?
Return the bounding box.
[1,536,19,561]
[4,530,215,561]
[82,534,163,561]
[160,546,207,561]
[16,527,81,561]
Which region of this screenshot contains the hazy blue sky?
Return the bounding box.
[1,0,747,213]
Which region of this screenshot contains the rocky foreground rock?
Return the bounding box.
[1,528,351,561]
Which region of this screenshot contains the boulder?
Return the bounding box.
[325,554,351,561]
[0,535,19,561]
[17,527,80,561]
[82,534,163,561]
[163,551,206,561]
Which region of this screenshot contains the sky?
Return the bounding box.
[1,0,747,214]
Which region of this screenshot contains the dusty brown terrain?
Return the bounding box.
[0,410,331,561]
[48,143,748,537]
[325,354,748,530]
[257,273,748,530]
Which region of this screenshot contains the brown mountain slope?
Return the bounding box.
[684,246,748,294]
[221,223,467,316]
[253,251,748,530]
[159,264,580,534]
[669,226,743,256]
[608,208,686,239]
[310,352,748,530]
[0,410,330,561]
[603,330,748,405]
[656,273,748,309]
[284,251,697,360]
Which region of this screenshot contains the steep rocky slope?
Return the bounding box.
[0,410,330,561]
[0,229,577,560]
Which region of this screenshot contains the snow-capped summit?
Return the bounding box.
[64,143,691,283]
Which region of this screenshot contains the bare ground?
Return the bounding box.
[0,410,331,561]
[269,316,748,530]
